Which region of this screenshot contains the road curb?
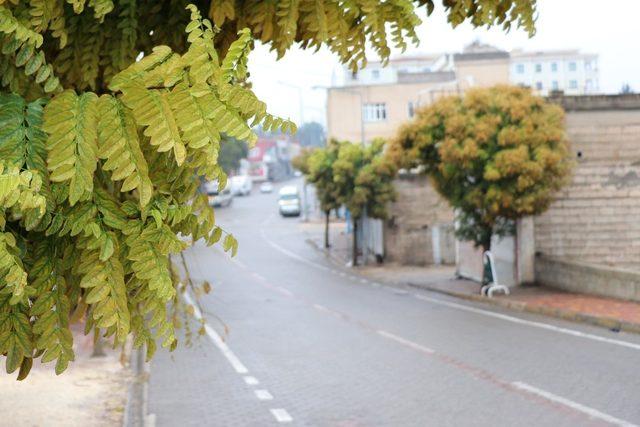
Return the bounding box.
[123,345,150,427]
[304,237,348,267]
[303,237,640,336]
[405,282,640,335]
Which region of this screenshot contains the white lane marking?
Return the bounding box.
[261,228,331,272]
[511,382,638,427]
[277,286,294,297]
[262,216,640,353]
[234,259,248,269]
[251,272,266,281]
[377,330,435,355]
[413,294,640,352]
[183,293,249,374]
[243,376,259,386]
[270,408,293,423]
[183,285,294,422]
[313,303,329,312]
[254,389,274,401]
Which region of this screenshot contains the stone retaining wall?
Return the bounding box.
[536,255,640,301]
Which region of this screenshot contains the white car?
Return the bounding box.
[204,180,233,207]
[278,186,301,217]
[230,175,252,196]
[260,182,274,193]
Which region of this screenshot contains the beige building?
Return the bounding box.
[326,42,600,143]
[327,42,510,143]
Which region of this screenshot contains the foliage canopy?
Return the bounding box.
[388,85,572,250]
[333,139,397,220]
[305,141,340,214]
[297,122,325,147]
[0,0,537,378]
[218,137,248,174]
[0,4,295,379]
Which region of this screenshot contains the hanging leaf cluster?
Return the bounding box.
[0,0,537,379]
[208,0,537,70]
[0,4,293,379]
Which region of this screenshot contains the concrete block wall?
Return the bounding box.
[536,255,640,302]
[384,174,455,265]
[534,107,640,272]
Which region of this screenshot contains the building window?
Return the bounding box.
[535,63,542,73]
[586,79,593,91]
[371,69,380,79]
[516,64,524,74]
[569,61,577,72]
[552,80,559,90]
[363,103,387,122]
[569,80,578,89]
[585,61,592,71]
[408,102,415,118]
[551,62,558,72]
[535,81,543,90]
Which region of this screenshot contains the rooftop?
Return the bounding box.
[511,48,598,59]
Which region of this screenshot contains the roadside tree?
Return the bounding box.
[333,140,397,266]
[291,147,315,176]
[297,122,326,147]
[0,0,537,378]
[219,137,249,174]
[388,85,572,251]
[305,142,341,248]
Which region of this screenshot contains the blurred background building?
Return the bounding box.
[326,42,600,143]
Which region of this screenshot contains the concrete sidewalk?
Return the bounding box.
[301,220,640,335]
[0,324,134,427]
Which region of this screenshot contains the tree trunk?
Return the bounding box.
[324,210,330,248]
[92,330,106,357]
[480,228,492,253]
[352,218,358,266]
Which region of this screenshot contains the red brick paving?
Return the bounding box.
[507,288,640,325]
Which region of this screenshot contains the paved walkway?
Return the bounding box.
[0,324,133,427]
[302,220,640,334]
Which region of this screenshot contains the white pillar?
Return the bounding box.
[516,217,535,285]
[431,225,442,265]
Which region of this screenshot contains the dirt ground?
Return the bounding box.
[0,331,133,427]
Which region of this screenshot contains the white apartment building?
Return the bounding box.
[510,49,599,96]
[339,45,600,96]
[342,54,451,87]
[328,43,600,143]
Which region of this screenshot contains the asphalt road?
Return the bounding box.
[148,179,640,427]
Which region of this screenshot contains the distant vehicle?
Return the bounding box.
[278,186,301,217]
[230,175,252,196]
[294,171,302,178]
[204,180,233,207]
[260,182,274,193]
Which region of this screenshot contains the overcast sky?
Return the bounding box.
[247,0,640,126]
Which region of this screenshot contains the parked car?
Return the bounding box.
[230,175,252,196]
[260,182,274,193]
[204,180,233,207]
[278,186,301,217]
